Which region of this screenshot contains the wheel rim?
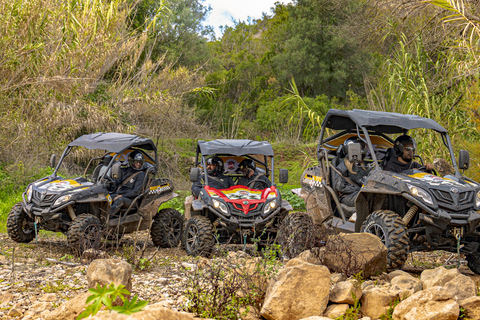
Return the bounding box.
[365,223,386,244]
[21,214,34,236]
[186,223,199,252]
[83,224,101,248]
[166,217,181,245]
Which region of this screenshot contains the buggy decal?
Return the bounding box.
[148,183,171,195]
[38,179,90,192]
[408,172,465,187]
[219,187,263,200]
[224,158,239,174]
[106,194,112,204]
[303,175,322,188]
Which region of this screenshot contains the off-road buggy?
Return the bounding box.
[293,109,480,272]
[184,139,292,256]
[7,132,183,252]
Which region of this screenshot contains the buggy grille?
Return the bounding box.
[32,190,57,205]
[430,189,474,212]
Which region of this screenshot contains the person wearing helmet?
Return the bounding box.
[332,137,371,211]
[109,151,147,217]
[236,159,272,189]
[192,156,234,198]
[384,135,433,173]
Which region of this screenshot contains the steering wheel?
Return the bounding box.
[418,165,438,176]
[247,179,269,189]
[102,176,116,191]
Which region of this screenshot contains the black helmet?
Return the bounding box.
[238,159,256,174]
[206,156,223,174]
[129,151,145,171]
[343,137,367,158]
[394,135,416,156]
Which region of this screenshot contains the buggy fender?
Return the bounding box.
[192,199,208,212]
[281,199,293,212]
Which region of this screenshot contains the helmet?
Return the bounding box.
[129,151,145,171]
[206,156,223,174]
[394,135,416,156]
[238,159,256,175]
[343,137,367,158]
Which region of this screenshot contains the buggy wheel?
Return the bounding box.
[67,214,102,253]
[466,254,480,275]
[7,202,35,243]
[360,210,409,271]
[184,216,214,257]
[276,212,313,259]
[151,208,184,248]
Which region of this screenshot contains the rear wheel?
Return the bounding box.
[151,208,184,248]
[184,216,214,257]
[360,210,409,270]
[467,254,480,275]
[7,202,35,243]
[276,212,313,259]
[67,214,102,253]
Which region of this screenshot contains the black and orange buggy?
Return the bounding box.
[184,139,291,256]
[7,132,183,251]
[293,109,480,273]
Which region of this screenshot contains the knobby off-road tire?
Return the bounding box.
[184,215,214,257]
[67,214,102,253]
[360,210,409,271]
[7,202,35,243]
[276,212,313,259]
[151,208,184,248]
[466,254,480,275]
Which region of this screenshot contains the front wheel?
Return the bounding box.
[276,212,313,259]
[151,208,184,248]
[67,214,102,253]
[360,210,409,270]
[467,254,480,275]
[7,202,35,243]
[184,216,214,257]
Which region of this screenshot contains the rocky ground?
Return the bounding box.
[0,232,478,319]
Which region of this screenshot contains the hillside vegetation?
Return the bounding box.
[1,0,480,222]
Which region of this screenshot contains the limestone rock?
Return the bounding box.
[444,274,476,301]
[392,286,459,320]
[324,304,350,318]
[40,293,57,302]
[459,296,480,320]
[45,291,90,320]
[322,233,387,278]
[261,258,330,320]
[298,250,322,265]
[386,270,415,281]
[420,266,460,290]
[91,303,194,319]
[87,259,133,292]
[390,275,423,296]
[329,281,362,304]
[299,317,332,320]
[330,273,347,285]
[0,292,14,307]
[360,286,399,319]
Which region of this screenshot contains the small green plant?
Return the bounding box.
[379,298,400,320]
[77,283,148,319]
[59,254,74,262]
[335,291,362,320]
[137,258,151,271]
[38,280,68,293]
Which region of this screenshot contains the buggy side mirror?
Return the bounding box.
[347,142,363,164]
[49,154,56,169]
[190,167,200,182]
[279,169,288,184]
[111,163,121,179]
[458,150,470,170]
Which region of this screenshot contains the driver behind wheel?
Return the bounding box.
[236,159,272,189]
[109,151,146,217]
[191,156,234,198]
[384,135,434,173]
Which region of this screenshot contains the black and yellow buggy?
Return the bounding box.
[7,132,183,252]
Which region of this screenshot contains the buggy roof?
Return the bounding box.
[197,139,274,157]
[323,109,447,134]
[68,132,156,153]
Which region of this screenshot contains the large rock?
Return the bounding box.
[390,275,423,297]
[386,270,415,281]
[459,296,480,319]
[420,266,460,290]
[321,233,387,278]
[90,303,194,319]
[87,259,133,292]
[45,291,90,320]
[261,258,330,320]
[324,304,350,318]
[444,274,476,301]
[360,286,399,319]
[392,286,459,320]
[329,280,362,304]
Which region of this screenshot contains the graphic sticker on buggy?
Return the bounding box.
[303,175,322,187]
[149,183,171,194]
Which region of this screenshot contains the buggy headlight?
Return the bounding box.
[212,200,228,214]
[54,195,72,207]
[407,183,433,206]
[26,185,33,203]
[476,191,480,208]
[263,201,277,214]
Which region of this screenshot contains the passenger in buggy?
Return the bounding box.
[191,156,234,197]
[236,159,271,189]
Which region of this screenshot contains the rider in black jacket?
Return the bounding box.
[192,156,234,198]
